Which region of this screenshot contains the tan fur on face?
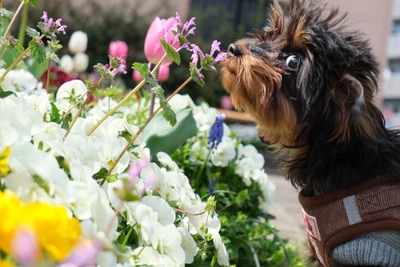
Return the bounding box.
[220,41,298,146]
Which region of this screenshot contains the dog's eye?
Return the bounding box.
[285,55,301,71]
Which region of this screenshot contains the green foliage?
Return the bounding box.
[172,126,308,267]
[142,108,197,159]
[160,39,181,65]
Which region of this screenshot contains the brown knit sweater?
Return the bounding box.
[298,176,400,266]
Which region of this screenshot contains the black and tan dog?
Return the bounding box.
[220,0,400,266]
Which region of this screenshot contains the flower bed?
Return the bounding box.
[0,1,307,266]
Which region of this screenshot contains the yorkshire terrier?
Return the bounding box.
[220,0,400,266]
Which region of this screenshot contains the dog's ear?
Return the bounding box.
[333,73,364,110]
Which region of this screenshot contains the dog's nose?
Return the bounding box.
[228,43,242,57]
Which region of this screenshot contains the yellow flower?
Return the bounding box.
[0,190,82,262]
[0,259,16,267]
[0,190,23,255]
[23,203,82,261]
[0,146,11,177]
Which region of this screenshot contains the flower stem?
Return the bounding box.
[63,91,92,140]
[45,58,51,92]
[86,79,146,136]
[172,207,206,216]
[0,46,30,83]
[99,75,194,186]
[121,226,134,246]
[2,1,24,42]
[17,3,29,46]
[195,149,212,185]
[86,54,168,137]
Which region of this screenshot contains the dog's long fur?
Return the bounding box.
[220,0,400,196]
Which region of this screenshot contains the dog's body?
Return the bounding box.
[220,0,400,266]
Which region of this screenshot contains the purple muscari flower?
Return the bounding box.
[208,177,218,196]
[208,113,225,149]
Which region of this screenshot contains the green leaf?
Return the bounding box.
[142,108,197,159]
[49,102,61,122]
[26,26,40,38]
[161,107,177,126]
[0,90,16,98]
[29,39,46,63]
[0,8,14,19]
[132,62,150,78]
[160,39,181,65]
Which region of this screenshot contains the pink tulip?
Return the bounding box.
[132,70,144,83]
[108,40,129,62]
[144,17,180,65]
[158,64,170,82]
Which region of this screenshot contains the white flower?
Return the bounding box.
[133,246,180,267]
[4,69,38,92]
[235,144,265,185]
[210,136,236,167]
[0,96,43,146]
[193,103,217,132]
[211,232,230,266]
[5,142,71,206]
[25,89,50,116]
[188,139,209,162]
[74,52,89,72]
[64,134,101,176]
[258,172,276,212]
[169,94,195,110]
[135,203,186,266]
[157,151,181,171]
[60,54,75,73]
[68,31,88,54]
[55,79,88,115]
[93,136,130,174]
[140,196,175,225]
[177,227,198,264]
[32,122,66,156]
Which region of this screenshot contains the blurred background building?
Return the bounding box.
[384,0,400,127]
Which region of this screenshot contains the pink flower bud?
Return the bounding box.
[144,17,180,65]
[132,70,144,83]
[108,41,129,62]
[158,64,170,82]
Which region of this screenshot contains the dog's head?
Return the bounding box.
[220,0,383,149]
